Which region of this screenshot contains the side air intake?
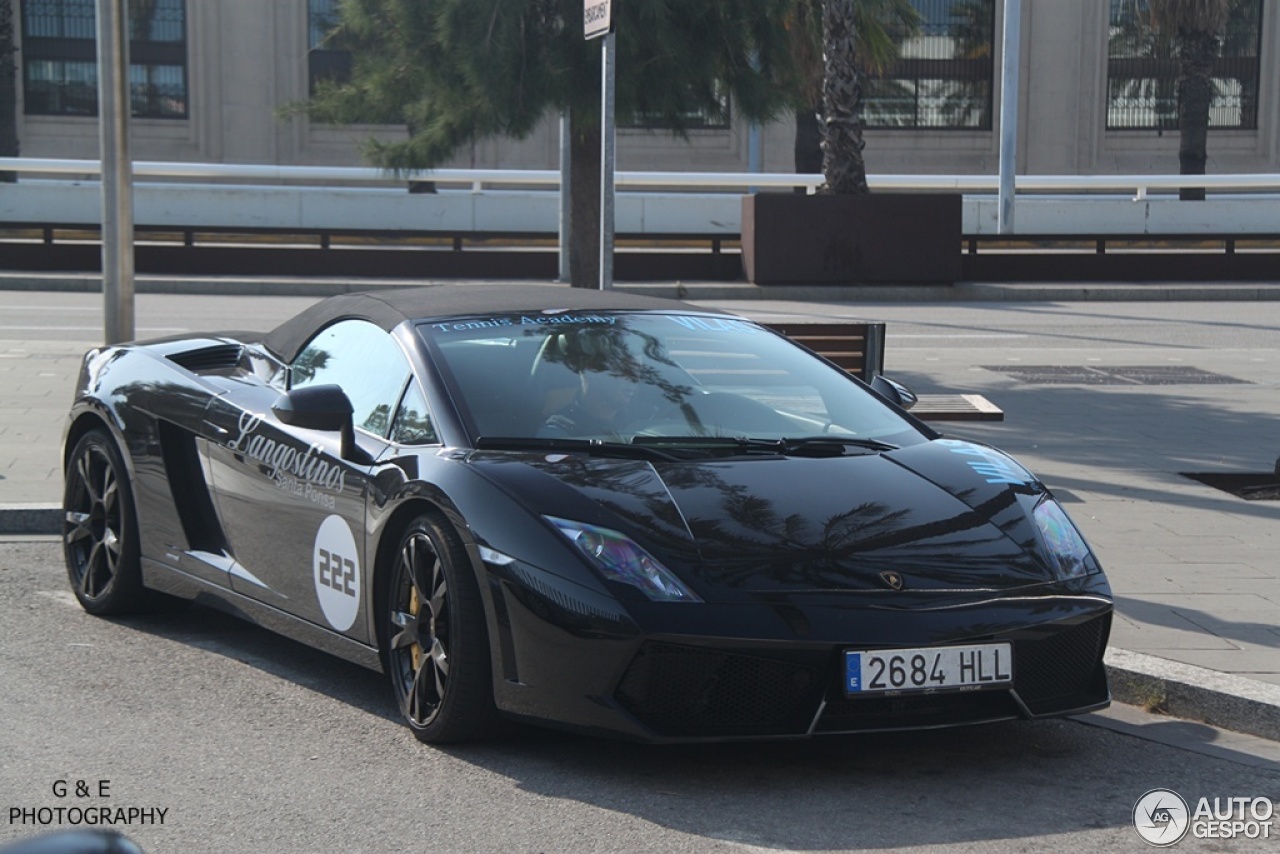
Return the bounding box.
[167,344,244,373]
[157,420,228,554]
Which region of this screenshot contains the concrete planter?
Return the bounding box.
[741,192,962,285]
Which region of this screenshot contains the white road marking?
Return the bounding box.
[0,325,188,332]
[888,333,1029,339]
[0,305,101,312]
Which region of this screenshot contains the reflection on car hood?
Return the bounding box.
[468,439,1053,600]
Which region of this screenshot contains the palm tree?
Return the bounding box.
[807,0,919,194]
[0,0,17,182]
[1221,0,1261,131]
[303,0,803,288]
[1148,0,1231,200]
[130,0,163,117]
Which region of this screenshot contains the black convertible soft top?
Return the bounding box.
[262,284,722,362]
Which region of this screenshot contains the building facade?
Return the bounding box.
[13,0,1280,177]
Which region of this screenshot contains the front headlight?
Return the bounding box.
[545,516,702,602]
[1032,498,1098,580]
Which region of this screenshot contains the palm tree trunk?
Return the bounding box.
[568,108,601,288]
[0,0,18,183]
[1176,28,1217,201]
[794,103,823,192]
[820,0,868,195]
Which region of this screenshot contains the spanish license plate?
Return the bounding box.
[844,643,1013,695]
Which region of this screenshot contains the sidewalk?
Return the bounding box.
[2,275,1278,743]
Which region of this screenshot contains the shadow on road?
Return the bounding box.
[93,604,1170,848]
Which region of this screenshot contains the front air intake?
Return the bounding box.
[614,643,825,738]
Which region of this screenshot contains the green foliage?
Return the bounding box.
[303,0,805,171]
[1148,0,1231,37]
[784,0,920,107]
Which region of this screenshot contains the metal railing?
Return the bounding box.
[4,157,1280,200]
[5,158,1280,245]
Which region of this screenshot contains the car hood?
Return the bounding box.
[468,439,1055,600]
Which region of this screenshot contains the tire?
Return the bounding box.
[62,429,149,615]
[383,513,501,744]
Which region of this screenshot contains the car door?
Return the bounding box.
[203,319,412,640]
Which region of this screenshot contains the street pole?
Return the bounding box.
[96,0,135,344]
[598,31,616,290]
[997,0,1021,236]
[558,112,571,283]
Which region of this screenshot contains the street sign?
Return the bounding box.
[584,0,612,40]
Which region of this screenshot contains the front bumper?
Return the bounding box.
[616,611,1110,739]
[485,561,1113,742]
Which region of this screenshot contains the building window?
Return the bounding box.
[863,0,995,129]
[308,0,351,93]
[622,90,731,132]
[21,0,187,118]
[1107,0,1263,130]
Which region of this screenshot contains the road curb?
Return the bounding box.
[0,504,61,536]
[1104,648,1280,742]
[4,497,1279,742]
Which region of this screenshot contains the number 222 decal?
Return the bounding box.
[314,515,361,631]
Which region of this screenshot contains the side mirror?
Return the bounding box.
[272,384,353,432]
[871,375,918,411]
[272,385,372,464]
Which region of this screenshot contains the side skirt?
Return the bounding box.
[141,557,384,672]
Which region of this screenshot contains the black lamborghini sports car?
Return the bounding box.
[62,285,1111,743]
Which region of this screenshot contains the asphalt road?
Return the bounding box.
[2,539,1277,854]
[5,288,1280,350]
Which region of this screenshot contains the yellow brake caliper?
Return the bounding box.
[409,584,423,672]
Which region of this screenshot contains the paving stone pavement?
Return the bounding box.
[1,276,1277,741]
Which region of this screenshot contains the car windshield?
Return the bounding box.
[418,311,924,450]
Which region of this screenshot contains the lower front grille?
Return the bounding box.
[614,643,824,738]
[1013,613,1111,715]
[816,689,1020,733]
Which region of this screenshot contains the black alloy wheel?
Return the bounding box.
[385,514,500,744]
[62,430,147,615]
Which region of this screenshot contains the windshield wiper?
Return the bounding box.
[476,435,898,461]
[781,436,899,454]
[633,434,898,455]
[631,435,782,454]
[474,436,689,462]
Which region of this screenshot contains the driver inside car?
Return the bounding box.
[538,366,637,439]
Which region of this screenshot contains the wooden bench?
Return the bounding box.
[907,394,1005,422]
[762,321,885,382]
[763,321,1004,422]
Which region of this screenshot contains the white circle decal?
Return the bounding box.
[314,514,361,631]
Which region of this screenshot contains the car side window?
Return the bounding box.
[291,320,411,438]
[391,380,438,445]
